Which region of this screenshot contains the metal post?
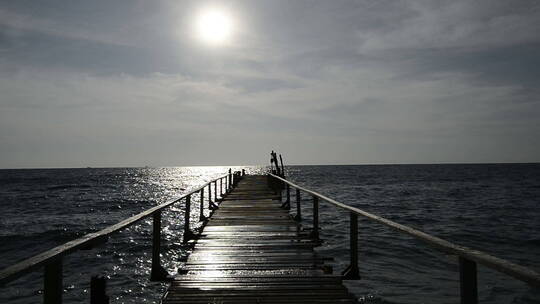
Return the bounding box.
[286,184,291,209]
[294,189,302,221]
[220,178,223,196]
[228,169,232,191]
[279,154,285,177]
[281,183,290,209]
[44,258,63,304]
[459,257,478,304]
[311,196,319,240]
[151,211,168,281]
[183,195,192,243]
[214,181,217,202]
[199,188,205,221]
[342,212,360,279]
[90,276,109,304]
[208,183,212,204]
[208,183,218,210]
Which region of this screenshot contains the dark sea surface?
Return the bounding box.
[1,164,539,303]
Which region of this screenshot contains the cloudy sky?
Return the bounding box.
[1,0,539,168]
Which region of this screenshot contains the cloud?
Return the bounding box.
[0,8,135,47]
[1,0,539,167]
[357,1,540,51]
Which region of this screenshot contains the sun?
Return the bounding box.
[195,7,234,45]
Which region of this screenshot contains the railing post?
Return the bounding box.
[151,211,168,281]
[44,258,63,304]
[228,169,232,191]
[183,195,192,243]
[342,212,360,280]
[294,189,302,221]
[199,188,205,221]
[311,196,319,240]
[214,181,217,202]
[208,183,218,210]
[459,257,478,304]
[90,276,109,304]
[220,178,223,197]
[285,184,291,209]
[208,183,212,205]
[281,183,290,209]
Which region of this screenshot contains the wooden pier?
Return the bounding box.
[163,175,356,303]
[1,155,540,304]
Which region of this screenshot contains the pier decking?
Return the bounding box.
[163,175,356,303]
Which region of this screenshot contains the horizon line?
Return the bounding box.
[1,161,539,170]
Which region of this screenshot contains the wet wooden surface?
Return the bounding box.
[162,175,356,303]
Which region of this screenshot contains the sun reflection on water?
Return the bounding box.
[0,165,267,304]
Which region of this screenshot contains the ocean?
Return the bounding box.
[0,164,539,303]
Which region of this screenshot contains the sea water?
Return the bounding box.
[1,164,539,303]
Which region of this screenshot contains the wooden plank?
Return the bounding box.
[162,175,356,303]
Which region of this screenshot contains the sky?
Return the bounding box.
[1,0,539,168]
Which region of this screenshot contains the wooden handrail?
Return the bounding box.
[0,173,230,286]
[269,173,540,288]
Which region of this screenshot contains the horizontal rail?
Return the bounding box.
[269,173,540,287]
[0,174,230,286]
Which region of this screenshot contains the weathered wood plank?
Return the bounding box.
[162,175,356,303]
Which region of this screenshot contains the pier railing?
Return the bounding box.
[0,169,239,304]
[269,173,540,304]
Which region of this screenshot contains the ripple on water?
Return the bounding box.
[1,164,539,304]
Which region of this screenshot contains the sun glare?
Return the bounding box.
[195,8,234,45]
